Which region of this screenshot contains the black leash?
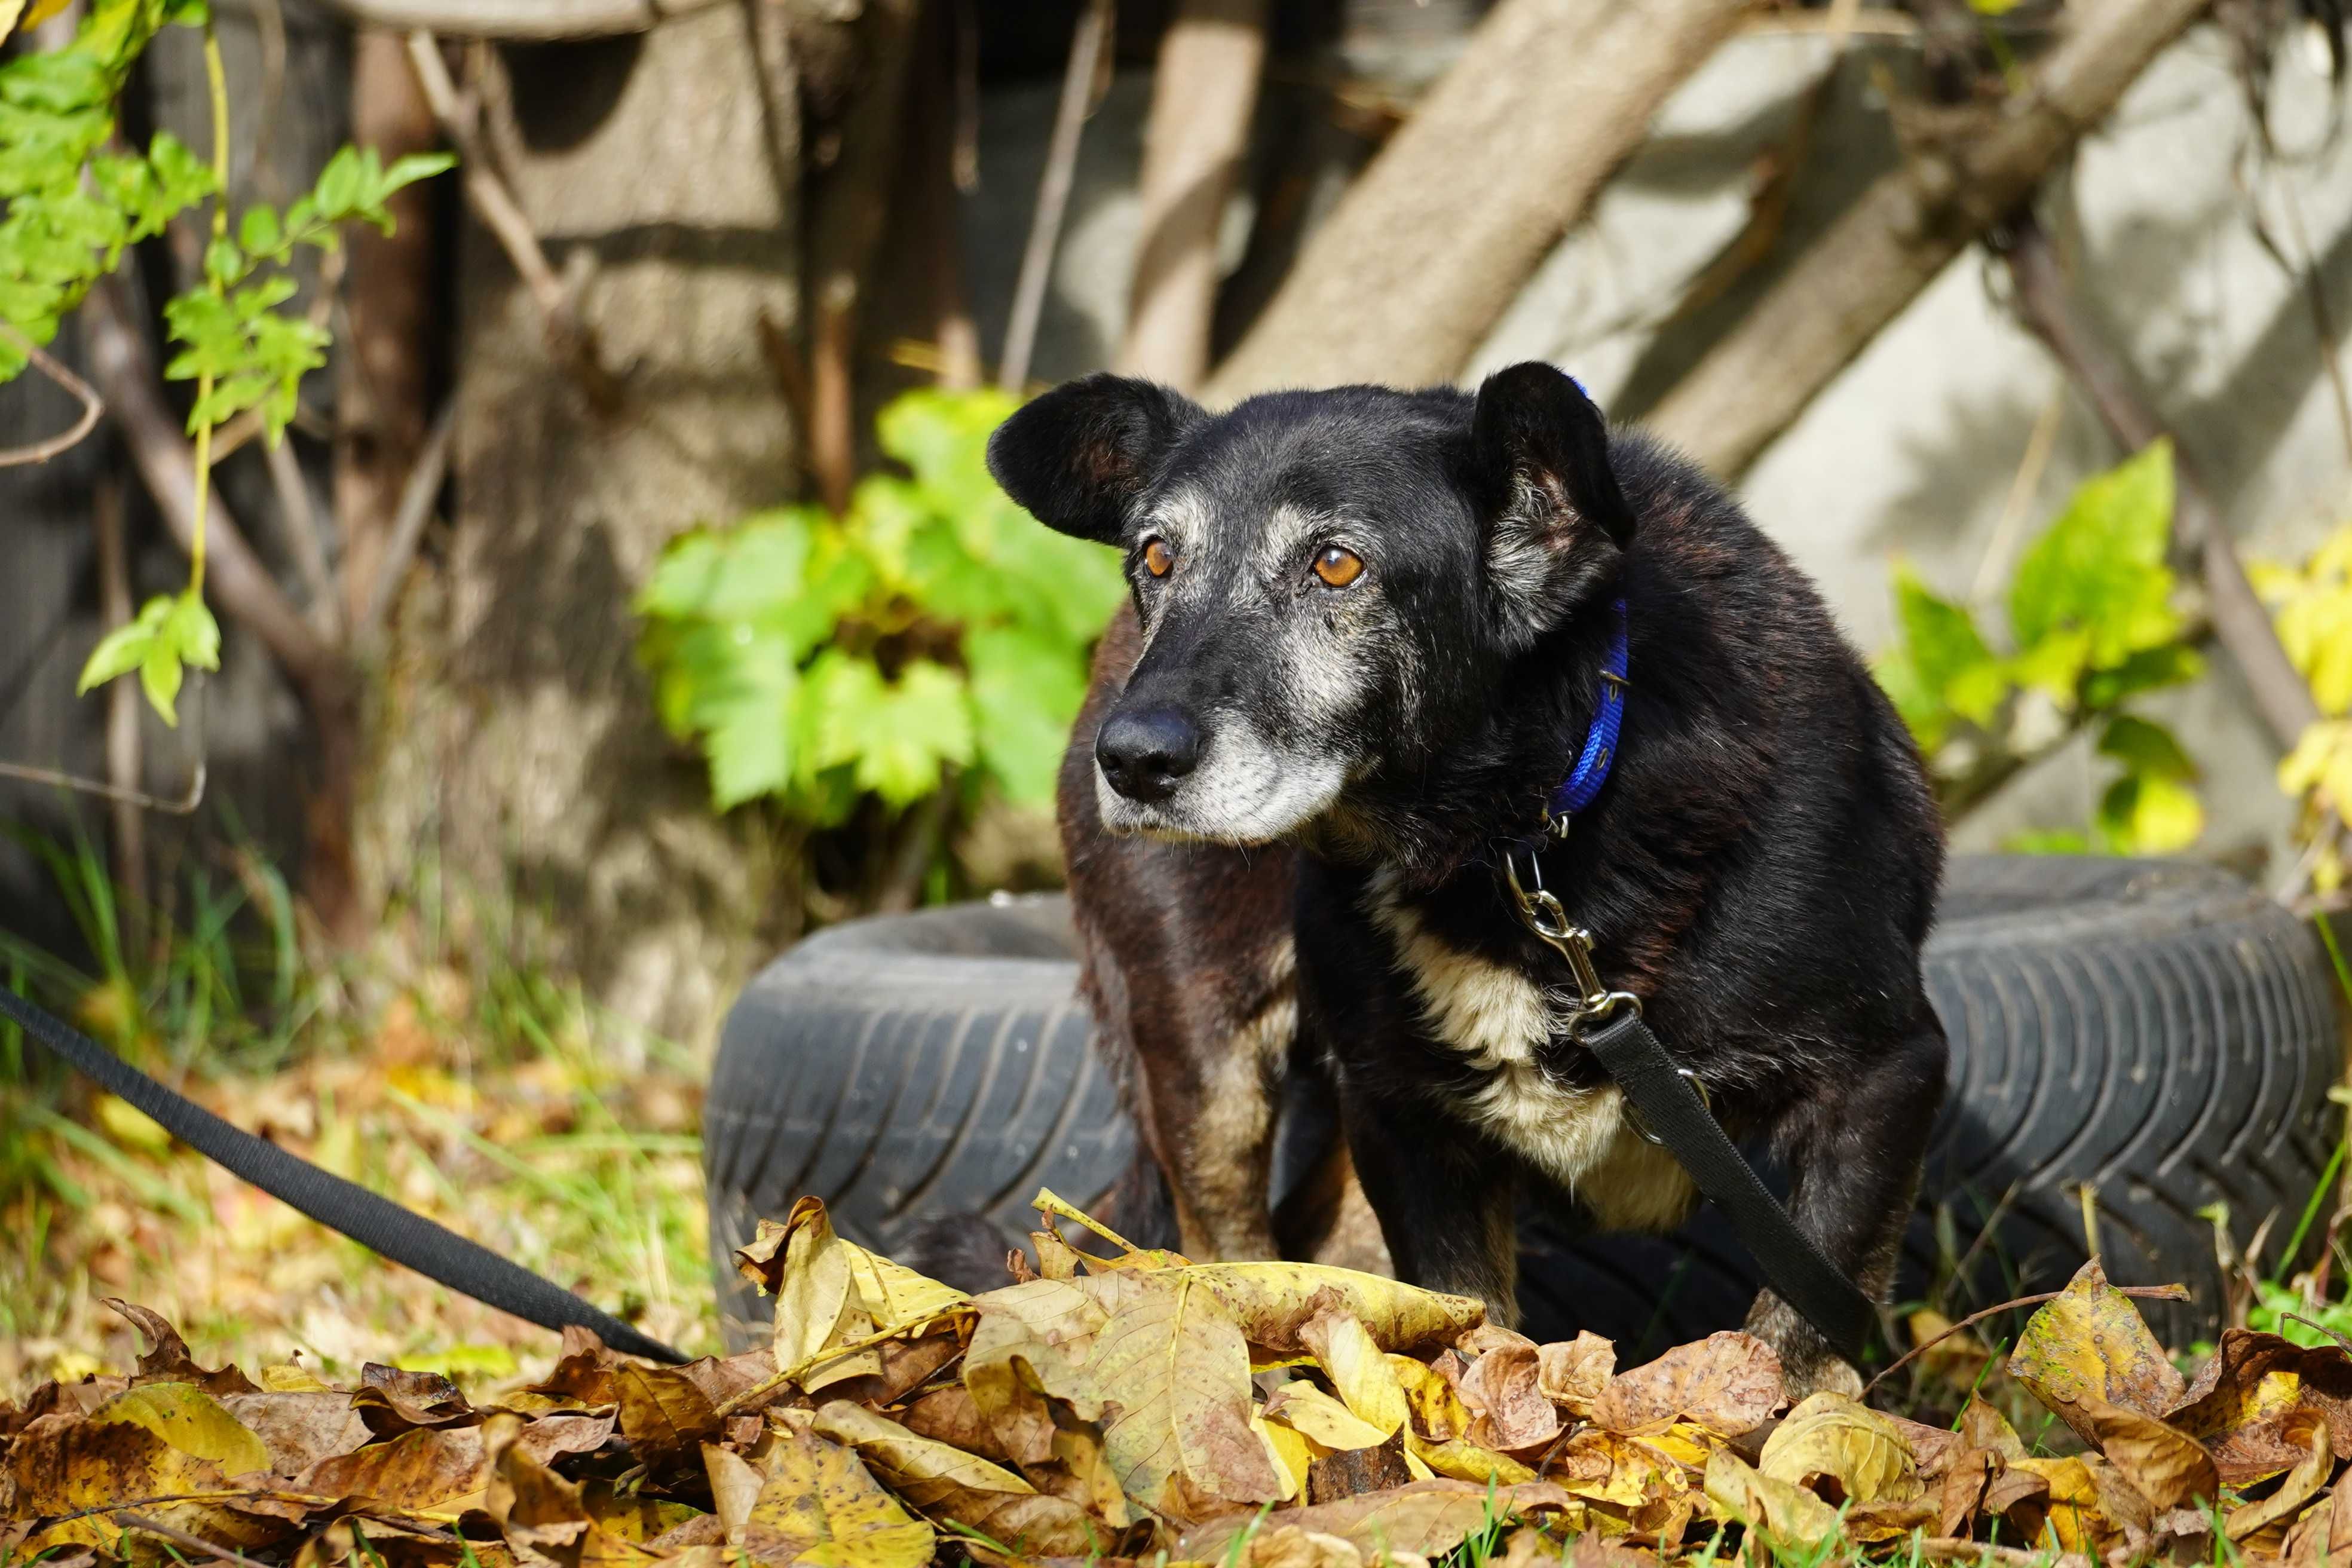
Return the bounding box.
[0,985,687,1364]
[1501,851,1876,1366]
[1581,1007,1876,1364]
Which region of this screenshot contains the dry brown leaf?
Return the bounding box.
[1171,1478,1577,1562]
[1569,1532,1659,1568]
[1958,1393,2028,1461]
[1876,1411,1965,1481]
[898,1383,1020,1466]
[2228,1410,2333,1542]
[2065,1391,2216,1512]
[1756,1391,1922,1505]
[612,1364,721,1466]
[2008,1259,2185,1440]
[354,1363,476,1436]
[485,1411,661,1568]
[103,1299,259,1396]
[223,1389,373,1476]
[1232,1523,1373,1568]
[580,1483,707,1544]
[1592,1333,1785,1438]
[301,1426,490,1513]
[963,1276,1116,1467]
[522,1327,623,1408]
[812,1401,1115,1557]
[1551,1428,1688,1513]
[1702,1448,1841,1547]
[1936,1448,1996,1537]
[2284,1467,2352,1568]
[1459,1342,1561,1452]
[7,1413,244,1550]
[2170,1329,2352,1486]
[1537,1333,1615,1416]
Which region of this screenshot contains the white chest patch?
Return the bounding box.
[1361,870,1697,1234]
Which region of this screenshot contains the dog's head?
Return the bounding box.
[987,362,1634,845]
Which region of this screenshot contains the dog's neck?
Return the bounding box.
[1301,587,1627,893]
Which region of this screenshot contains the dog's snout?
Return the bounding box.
[1096,705,1202,804]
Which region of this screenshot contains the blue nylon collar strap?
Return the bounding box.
[1545,596,1630,825]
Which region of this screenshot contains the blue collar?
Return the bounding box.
[1545,597,1630,827]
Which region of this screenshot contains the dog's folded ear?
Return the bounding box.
[1470,362,1635,554]
[987,374,1203,544]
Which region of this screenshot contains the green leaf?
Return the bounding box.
[1871,648,1949,751]
[2096,714,2195,783]
[140,641,185,725]
[76,592,173,696]
[697,633,800,810]
[1891,565,2002,726]
[806,655,975,807]
[2081,644,2204,710]
[966,626,1088,807]
[378,151,456,200]
[2007,441,2180,672]
[237,202,281,255]
[202,234,242,287]
[163,590,220,671]
[2007,627,2093,709]
[2096,772,2203,855]
[2005,828,2094,855]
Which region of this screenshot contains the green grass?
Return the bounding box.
[0,828,716,1391]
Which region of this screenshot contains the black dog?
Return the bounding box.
[985,363,1947,1389]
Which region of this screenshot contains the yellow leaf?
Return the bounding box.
[10,1416,252,1551]
[739,1430,936,1568]
[769,1198,856,1374]
[1301,1309,1409,1438]
[1187,1261,1486,1357]
[2007,1258,2185,1440]
[810,1401,1110,1558]
[91,1382,271,1475]
[841,1239,968,1333]
[1757,1392,1922,1505]
[1391,1353,1472,1441]
[1702,1449,1841,1548]
[0,3,27,38]
[1551,1429,1683,1511]
[96,1093,173,1153]
[1407,1433,1535,1486]
[1264,1382,1394,1451]
[1253,1413,1310,1502]
[2011,1455,2108,1555]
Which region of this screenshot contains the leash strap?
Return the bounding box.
[1581,1007,1875,1364]
[0,985,687,1364]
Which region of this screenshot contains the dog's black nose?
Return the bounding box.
[1096,706,1201,803]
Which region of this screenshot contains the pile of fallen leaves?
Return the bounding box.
[10,1192,2352,1568]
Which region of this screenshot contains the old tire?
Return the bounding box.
[705,857,2342,1354]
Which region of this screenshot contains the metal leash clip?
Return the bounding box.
[1502,846,1642,1036]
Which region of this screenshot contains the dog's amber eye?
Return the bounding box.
[1313,546,1364,588]
[1142,538,1174,578]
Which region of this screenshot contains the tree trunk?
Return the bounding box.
[1644,0,2212,480]
[359,8,798,1046]
[1116,0,1266,392]
[1202,0,1747,403]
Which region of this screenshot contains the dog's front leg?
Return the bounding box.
[1126,982,1291,1262]
[1747,1009,1948,1395]
[1340,1087,1520,1327]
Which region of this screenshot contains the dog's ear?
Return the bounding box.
[987,374,1203,544]
[1469,361,1634,555]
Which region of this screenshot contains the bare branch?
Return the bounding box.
[1117,0,1267,393]
[2001,214,2320,754]
[321,0,724,39]
[403,30,620,411]
[1206,0,1748,402]
[357,400,455,647]
[1647,0,2211,479]
[79,274,345,694]
[263,435,341,640]
[0,322,105,467]
[1000,0,1112,394]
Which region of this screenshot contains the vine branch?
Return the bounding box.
[0,322,104,467]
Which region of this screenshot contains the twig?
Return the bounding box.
[402,30,620,411]
[321,0,728,37]
[0,757,208,811]
[1863,1281,2189,1394]
[112,1512,257,1567]
[2001,213,2320,752]
[1915,1537,2091,1568]
[357,400,455,646]
[999,0,1111,394]
[96,477,150,917]
[0,321,105,467]
[1969,389,2065,607]
[264,434,341,639]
